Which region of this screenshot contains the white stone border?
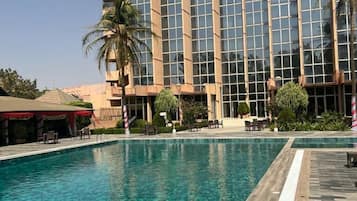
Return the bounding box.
[279,149,304,201]
[0,139,118,161]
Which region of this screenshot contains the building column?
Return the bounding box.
[267,0,275,80]
[297,0,305,84]
[212,0,223,120]
[182,0,193,86]
[331,0,343,113]
[151,0,163,86]
[147,97,153,123]
[242,0,250,103]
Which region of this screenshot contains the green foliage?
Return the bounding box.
[275,82,308,114]
[276,111,349,131]
[238,102,250,117]
[0,68,42,99]
[154,89,178,113]
[82,0,152,80]
[116,119,124,128]
[182,99,208,126]
[152,112,166,127]
[315,112,349,131]
[132,119,147,128]
[277,108,296,131]
[68,101,93,108]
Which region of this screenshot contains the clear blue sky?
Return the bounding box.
[0,0,105,89]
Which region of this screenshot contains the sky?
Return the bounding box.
[0,0,106,90]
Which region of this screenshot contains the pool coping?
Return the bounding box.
[0,138,119,163]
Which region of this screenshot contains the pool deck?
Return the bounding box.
[1,129,357,200]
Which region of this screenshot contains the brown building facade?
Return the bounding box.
[103,0,357,121]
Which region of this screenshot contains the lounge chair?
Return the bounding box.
[245,121,253,131]
[43,131,58,144]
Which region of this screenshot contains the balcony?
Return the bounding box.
[106,71,119,82]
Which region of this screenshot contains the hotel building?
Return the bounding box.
[103,0,356,122]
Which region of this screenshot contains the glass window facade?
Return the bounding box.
[336,1,357,81]
[162,0,184,86]
[131,0,153,85]
[220,0,245,118]
[104,0,357,119]
[191,0,215,92]
[245,0,270,117]
[271,0,300,84]
[301,0,333,84]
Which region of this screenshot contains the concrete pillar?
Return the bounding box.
[267,0,275,79]
[242,0,250,103]
[212,1,223,120]
[207,92,213,120]
[297,0,305,79]
[147,97,153,123]
[181,0,193,85]
[150,0,163,86]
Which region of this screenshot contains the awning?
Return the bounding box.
[1,112,34,119]
[75,110,93,117]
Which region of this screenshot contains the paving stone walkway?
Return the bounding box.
[309,152,357,201]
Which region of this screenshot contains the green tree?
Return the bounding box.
[82,0,152,131]
[0,68,42,99]
[275,82,308,114]
[181,99,207,125]
[154,89,178,114]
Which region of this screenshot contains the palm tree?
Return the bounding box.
[82,0,151,134]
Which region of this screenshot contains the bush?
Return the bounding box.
[132,119,147,128]
[238,102,250,118]
[315,112,349,131]
[183,109,195,126]
[277,108,296,131]
[278,108,296,123]
[152,112,166,127]
[116,119,124,128]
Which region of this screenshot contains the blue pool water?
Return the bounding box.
[292,137,357,148]
[0,139,286,201]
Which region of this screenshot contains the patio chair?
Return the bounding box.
[346,152,357,167]
[208,120,216,129]
[245,121,253,131]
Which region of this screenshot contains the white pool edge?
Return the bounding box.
[278,149,304,201]
[0,139,119,161]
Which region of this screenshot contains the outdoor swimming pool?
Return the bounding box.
[0,139,287,201]
[292,137,357,148]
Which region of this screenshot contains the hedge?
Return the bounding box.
[91,126,188,135]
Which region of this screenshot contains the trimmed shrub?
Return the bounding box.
[116,119,124,128]
[238,102,250,118]
[277,108,296,131]
[132,119,147,128]
[152,112,166,127]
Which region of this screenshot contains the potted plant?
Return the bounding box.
[238,102,250,118]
